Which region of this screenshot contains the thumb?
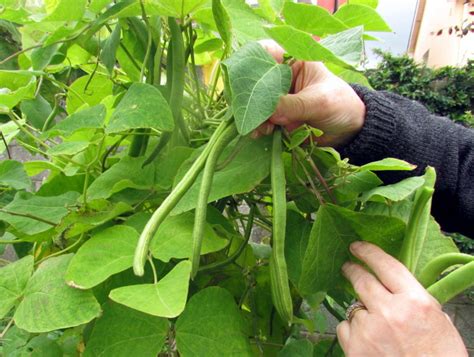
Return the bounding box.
[270,90,316,126]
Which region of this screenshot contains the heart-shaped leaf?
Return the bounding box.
[223,42,291,135]
[66,225,139,289]
[109,261,191,318]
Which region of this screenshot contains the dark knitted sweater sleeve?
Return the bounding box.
[339,85,474,238]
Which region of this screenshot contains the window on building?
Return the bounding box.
[423,50,430,63]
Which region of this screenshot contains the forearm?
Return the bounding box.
[340,85,474,238]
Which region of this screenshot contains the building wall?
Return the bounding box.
[410,0,473,67]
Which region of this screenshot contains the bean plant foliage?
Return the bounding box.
[0,0,472,356]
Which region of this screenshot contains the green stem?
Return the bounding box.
[427,261,474,304]
[168,17,189,144]
[133,120,231,276]
[419,253,474,288]
[191,123,239,277]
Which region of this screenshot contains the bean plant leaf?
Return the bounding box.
[0,70,36,110]
[172,136,272,214]
[0,191,80,235]
[0,160,31,190]
[107,83,174,134]
[360,176,425,202]
[65,226,139,289]
[20,95,53,129]
[282,2,348,37]
[100,23,121,74]
[334,4,391,32]
[284,210,312,287]
[325,63,372,87]
[212,0,232,53]
[150,211,227,262]
[47,141,90,156]
[175,286,253,356]
[0,256,34,319]
[47,104,106,138]
[66,74,113,114]
[223,42,291,135]
[359,158,416,171]
[109,261,191,318]
[319,26,364,66]
[414,218,459,277]
[84,302,168,357]
[14,254,101,333]
[221,0,268,43]
[87,149,192,200]
[299,204,406,296]
[45,0,87,21]
[265,25,353,68]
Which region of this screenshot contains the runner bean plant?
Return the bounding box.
[0,0,472,355]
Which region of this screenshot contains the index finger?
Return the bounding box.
[259,40,285,63]
[349,241,425,294]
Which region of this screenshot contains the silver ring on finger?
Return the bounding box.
[345,301,367,322]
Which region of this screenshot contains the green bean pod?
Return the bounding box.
[428,261,474,304]
[191,123,239,277]
[418,253,474,288]
[133,120,230,276]
[269,128,293,324]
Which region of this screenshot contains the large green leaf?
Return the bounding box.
[14,254,101,333]
[284,210,311,288]
[0,256,34,319]
[265,25,352,68]
[0,160,31,190]
[222,0,267,44]
[65,226,139,289]
[20,95,52,129]
[334,4,391,32]
[172,136,272,214]
[66,74,113,114]
[47,104,106,138]
[361,176,425,202]
[58,201,132,239]
[282,2,348,37]
[0,191,80,235]
[0,70,36,110]
[87,149,192,200]
[109,261,191,318]
[46,141,90,156]
[44,0,87,21]
[84,302,168,357]
[150,211,227,262]
[299,204,405,296]
[223,42,291,135]
[175,287,253,356]
[319,26,364,66]
[107,83,174,134]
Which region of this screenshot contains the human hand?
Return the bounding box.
[256,40,366,147]
[337,241,467,357]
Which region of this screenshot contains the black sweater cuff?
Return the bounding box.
[339,84,398,166]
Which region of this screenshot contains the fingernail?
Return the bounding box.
[350,241,363,253]
[341,262,351,273]
[264,124,274,135]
